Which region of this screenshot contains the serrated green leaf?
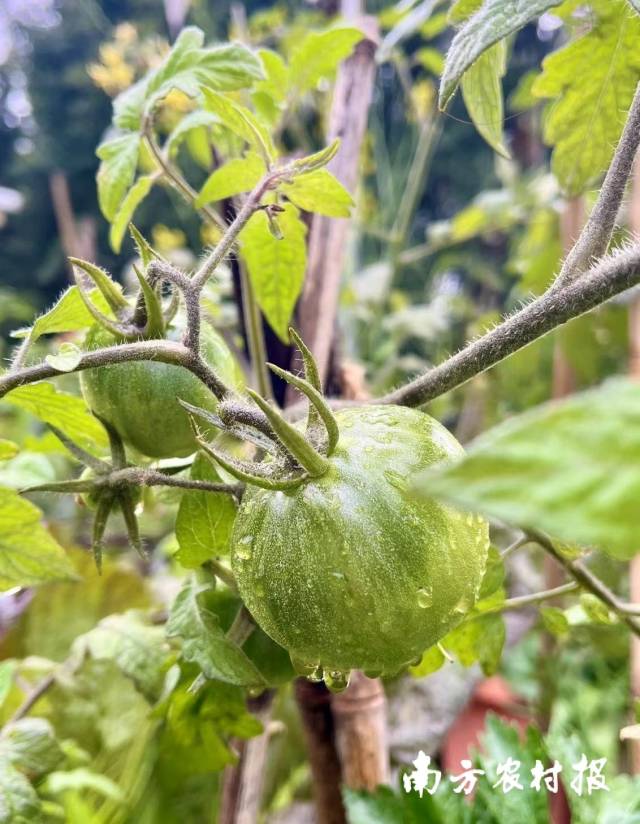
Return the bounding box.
[440,0,562,108]
[409,644,445,677]
[202,89,275,161]
[289,26,363,96]
[113,78,148,132]
[282,168,354,217]
[109,175,155,253]
[0,762,41,824]
[239,203,307,343]
[195,153,266,207]
[540,606,570,637]
[4,383,108,454]
[0,488,76,590]
[45,342,83,373]
[73,612,169,699]
[461,40,510,157]
[175,453,238,567]
[0,718,64,777]
[166,577,264,687]
[532,0,640,196]
[413,379,640,560]
[11,286,115,344]
[0,441,19,461]
[96,133,141,222]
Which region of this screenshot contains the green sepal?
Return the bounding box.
[132,265,166,339]
[91,495,113,574]
[69,257,129,313]
[72,268,135,339]
[119,489,145,559]
[47,423,111,473]
[289,327,322,432]
[21,479,96,495]
[179,399,279,456]
[129,224,165,269]
[246,389,330,477]
[267,363,340,456]
[196,432,308,491]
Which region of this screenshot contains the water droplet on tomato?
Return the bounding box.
[291,657,323,681]
[324,669,351,693]
[417,586,433,608]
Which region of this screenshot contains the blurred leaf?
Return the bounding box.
[166,577,264,687]
[461,40,510,157]
[0,488,76,590]
[443,611,506,675]
[11,286,114,344]
[0,452,57,490]
[540,606,570,637]
[343,785,406,824]
[415,47,445,75]
[413,379,640,560]
[41,767,124,801]
[510,207,561,295]
[0,718,64,777]
[109,175,155,253]
[45,342,83,373]
[409,644,445,677]
[440,0,562,108]
[479,546,506,600]
[0,663,14,710]
[448,0,483,23]
[203,89,275,161]
[175,454,238,568]
[196,153,266,207]
[239,203,307,343]
[291,139,340,175]
[289,26,363,96]
[282,169,354,217]
[533,0,640,195]
[0,762,41,823]
[96,133,141,222]
[0,441,19,461]
[73,612,169,699]
[4,382,108,454]
[166,110,218,157]
[580,593,615,625]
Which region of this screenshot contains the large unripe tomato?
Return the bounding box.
[80,322,242,459]
[231,405,489,679]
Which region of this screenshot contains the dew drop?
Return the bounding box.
[417,586,433,608]
[330,571,345,580]
[324,669,351,693]
[454,593,474,615]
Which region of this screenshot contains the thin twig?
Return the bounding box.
[501,581,579,611]
[529,529,640,637]
[204,559,239,593]
[501,534,530,559]
[381,243,640,407]
[8,674,56,724]
[226,605,256,647]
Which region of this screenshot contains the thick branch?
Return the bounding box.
[0,340,229,401]
[554,81,640,288]
[382,244,640,407]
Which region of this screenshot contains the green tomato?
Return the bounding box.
[231,405,489,678]
[80,322,242,459]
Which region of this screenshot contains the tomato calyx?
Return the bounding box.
[21,418,145,571]
[70,226,174,343]
[184,328,340,491]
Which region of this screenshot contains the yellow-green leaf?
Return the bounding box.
[11,286,115,344]
[532,0,640,196]
[461,40,510,158]
[202,89,275,162]
[239,203,307,343]
[0,441,19,461]
[289,26,363,97]
[96,133,141,222]
[282,169,354,217]
[0,488,76,590]
[196,153,266,207]
[109,175,155,253]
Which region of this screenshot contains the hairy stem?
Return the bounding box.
[107,467,243,498]
[554,81,640,289]
[500,581,579,611]
[381,244,640,407]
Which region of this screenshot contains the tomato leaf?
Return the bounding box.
[440,0,562,108]
[0,488,76,590]
[203,89,275,161]
[4,383,108,454]
[461,39,510,158]
[0,718,64,777]
[0,762,41,822]
[532,0,640,196]
[413,379,640,560]
[196,152,266,207]
[239,203,307,343]
[282,169,354,217]
[166,110,218,157]
[96,133,141,222]
[11,286,115,345]
[109,174,155,253]
[288,26,363,97]
[166,577,265,687]
[175,454,238,567]
[0,441,19,461]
